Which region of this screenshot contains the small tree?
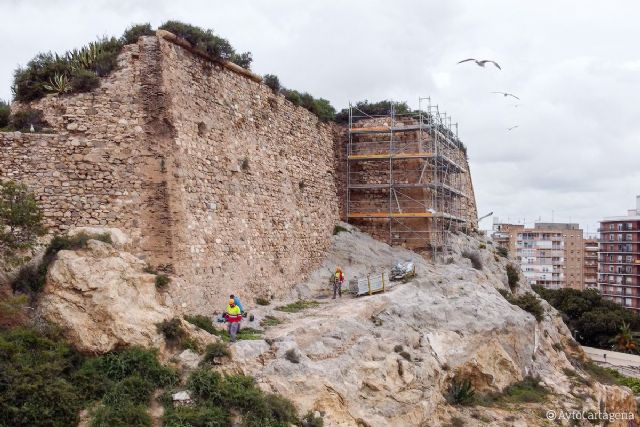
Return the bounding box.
[611,321,638,353]
[0,181,45,253]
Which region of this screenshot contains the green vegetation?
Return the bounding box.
[0,322,177,427]
[334,100,412,123]
[533,286,640,350]
[158,20,252,68]
[0,180,45,253]
[506,263,520,291]
[476,376,549,407]
[261,315,282,327]
[10,21,251,103]
[280,88,335,122]
[201,342,231,366]
[121,23,155,45]
[156,317,186,346]
[581,361,640,393]
[0,99,10,128]
[184,314,217,334]
[478,243,486,249]
[496,246,509,258]
[155,273,171,290]
[461,250,483,270]
[161,369,300,427]
[333,224,350,235]
[275,299,320,313]
[12,231,111,298]
[446,378,475,405]
[90,403,152,427]
[263,74,281,93]
[501,291,544,322]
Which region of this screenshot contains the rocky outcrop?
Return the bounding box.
[224,225,637,426]
[39,234,174,353]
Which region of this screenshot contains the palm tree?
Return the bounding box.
[611,321,638,353]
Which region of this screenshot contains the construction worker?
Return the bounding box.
[225,298,242,342]
[333,266,344,299]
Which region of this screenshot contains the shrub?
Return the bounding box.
[461,250,482,270]
[156,318,186,346]
[256,296,270,306]
[505,292,544,322]
[43,72,70,94]
[447,378,475,405]
[155,274,170,290]
[0,180,45,252]
[201,342,231,366]
[169,369,300,427]
[302,411,324,427]
[184,314,216,334]
[9,108,48,132]
[263,74,281,93]
[478,243,486,249]
[0,327,84,426]
[506,264,520,291]
[70,68,100,92]
[335,100,412,123]
[477,376,549,406]
[0,293,29,329]
[0,99,9,128]
[260,315,282,327]
[121,23,155,45]
[333,224,350,235]
[496,246,509,258]
[158,20,252,69]
[12,52,71,102]
[90,403,152,427]
[163,405,229,427]
[275,299,320,313]
[102,375,154,406]
[282,89,301,106]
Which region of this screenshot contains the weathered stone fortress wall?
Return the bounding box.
[0,34,339,312]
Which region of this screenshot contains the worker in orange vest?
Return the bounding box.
[333,266,344,299]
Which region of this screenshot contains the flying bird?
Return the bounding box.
[507,125,519,131]
[492,91,520,100]
[457,58,501,70]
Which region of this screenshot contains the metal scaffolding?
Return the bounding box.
[345,98,470,259]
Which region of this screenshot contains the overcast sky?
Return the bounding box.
[2,0,639,234]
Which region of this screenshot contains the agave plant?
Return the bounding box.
[43,73,70,94]
[447,378,476,405]
[67,42,103,71]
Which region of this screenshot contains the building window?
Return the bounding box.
[626,298,633,307]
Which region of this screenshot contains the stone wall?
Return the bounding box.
[0,34,339,312]
[155,35,339,310]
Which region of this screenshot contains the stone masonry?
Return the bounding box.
[0,33,339,313]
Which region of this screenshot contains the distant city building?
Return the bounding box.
[598,196,640,311]
[492,220,584,289]
[583,238,599,290]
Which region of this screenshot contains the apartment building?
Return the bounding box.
[492,221,584,289]
[583,238,599,290]
[598,196,640,311]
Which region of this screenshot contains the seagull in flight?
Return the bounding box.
[457,58,501,70]
[492,91,520,100]
[507,125,519,131]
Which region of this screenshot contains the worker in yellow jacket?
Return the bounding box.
[225,299,242,342]
[333,266,344,299]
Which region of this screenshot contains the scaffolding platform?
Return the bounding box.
[345,98,470,258]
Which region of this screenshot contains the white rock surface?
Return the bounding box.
[39,238,173,353]
[228,227,637,426]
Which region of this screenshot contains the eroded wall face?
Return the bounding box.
[157,38,339,311]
